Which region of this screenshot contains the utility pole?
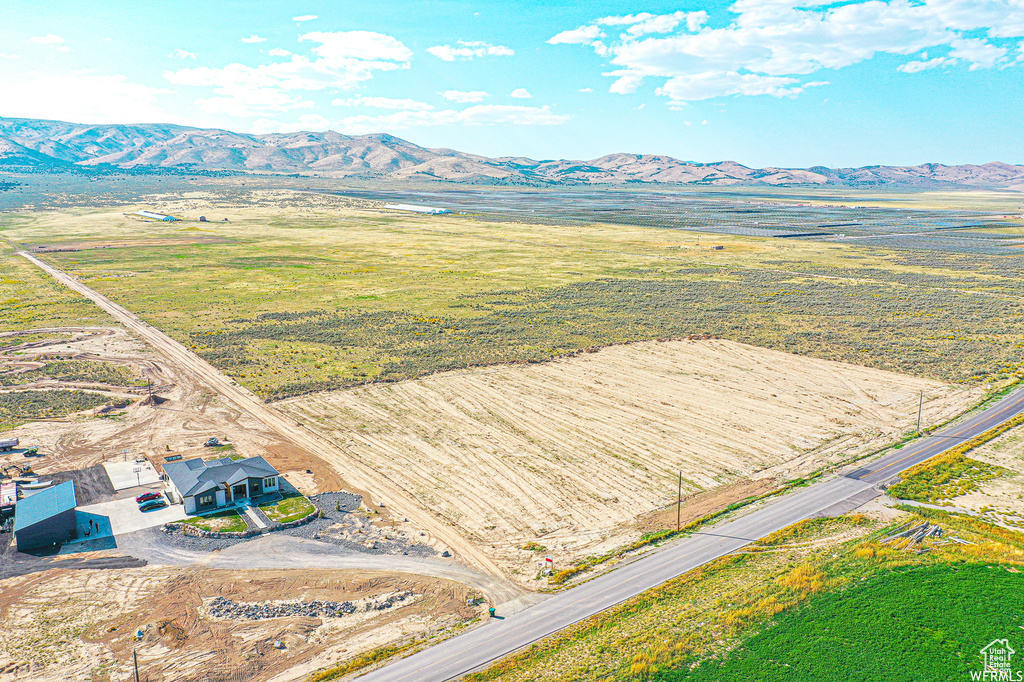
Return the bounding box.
[676,471,682,532]
[917,391,924,435]
[133,648,140,682]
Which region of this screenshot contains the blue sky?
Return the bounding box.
[1,0,1022,167]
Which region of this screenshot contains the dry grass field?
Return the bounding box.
[280,338,979,580]
[1,190,1022,402]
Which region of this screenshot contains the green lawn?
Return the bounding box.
[179,509,247,533]
[259,493,315,523]
[661,564,1024,682]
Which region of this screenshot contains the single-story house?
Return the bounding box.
[14,480,78,551]
[164,456,279,515]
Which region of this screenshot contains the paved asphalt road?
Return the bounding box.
[847,386,1024,485]
[362,386,1024,682]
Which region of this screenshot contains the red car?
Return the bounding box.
[136,491,162,503]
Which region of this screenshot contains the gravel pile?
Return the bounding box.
[207,592,413,620]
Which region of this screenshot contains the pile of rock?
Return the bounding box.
[208,596,357,620]
[206,592,415,620]
[363,592,414,612]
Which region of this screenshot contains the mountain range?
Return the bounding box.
[2,116,1023,188]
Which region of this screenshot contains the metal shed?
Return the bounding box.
[13,480,78,551]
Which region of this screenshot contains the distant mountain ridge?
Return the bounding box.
[2,116,1023,188]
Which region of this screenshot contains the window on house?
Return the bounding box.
[264,477,277,488]
[198,493,215,507]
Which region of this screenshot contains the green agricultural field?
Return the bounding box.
[468,510,1024,682]
[1,193,1022,399]
[661,564,1024,682]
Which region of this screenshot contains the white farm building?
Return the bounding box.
[135,210,178,221]
[383,203,450,215]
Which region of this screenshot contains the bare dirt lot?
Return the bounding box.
[0,326,342,496]
[281,338,981,582]
[0,566,477,682]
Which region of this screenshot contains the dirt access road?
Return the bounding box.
[16,249,512,593]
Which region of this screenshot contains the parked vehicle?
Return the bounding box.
[0,438,18,452]
[204,437,221,447]
[135,491,162,503]
[139,498,168,512]
[23,447,39,457]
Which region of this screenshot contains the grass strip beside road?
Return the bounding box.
[889,412,1024,502]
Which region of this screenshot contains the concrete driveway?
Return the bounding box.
[78,495,184,536]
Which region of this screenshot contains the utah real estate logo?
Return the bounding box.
[973,639,1022,681]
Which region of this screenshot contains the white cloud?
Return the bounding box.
[169,49,196,59]
[550,2,1024,102]
[442,90,489,102]
[949,37,1007,69]
[250,114,331,134]
[579,87,593,92]
[335,104,569,134]
[0,71,169,123]
[30,34,64,45]
[242,35,267,44]
[510,88,532,98]
[269,48,291,57]
[0,53,18,59]
[606,70,644,94]
[548,25,605,44]
[292,15,318,22]
[333,95,434,110]
[165,30,413,117]
[655,71,806,101]
[898,56,952,72]
[427,41,514,61]
[57,46,72,53]
[302,30,412,62]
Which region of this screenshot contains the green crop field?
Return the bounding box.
[468,509,1024,682]
[1,191,1022,399]
[660,564,1024,682]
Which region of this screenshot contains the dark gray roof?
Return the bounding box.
[14,480,77,532]
[164,456,278,497]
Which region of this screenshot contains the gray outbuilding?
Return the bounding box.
[13,480,78,551]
